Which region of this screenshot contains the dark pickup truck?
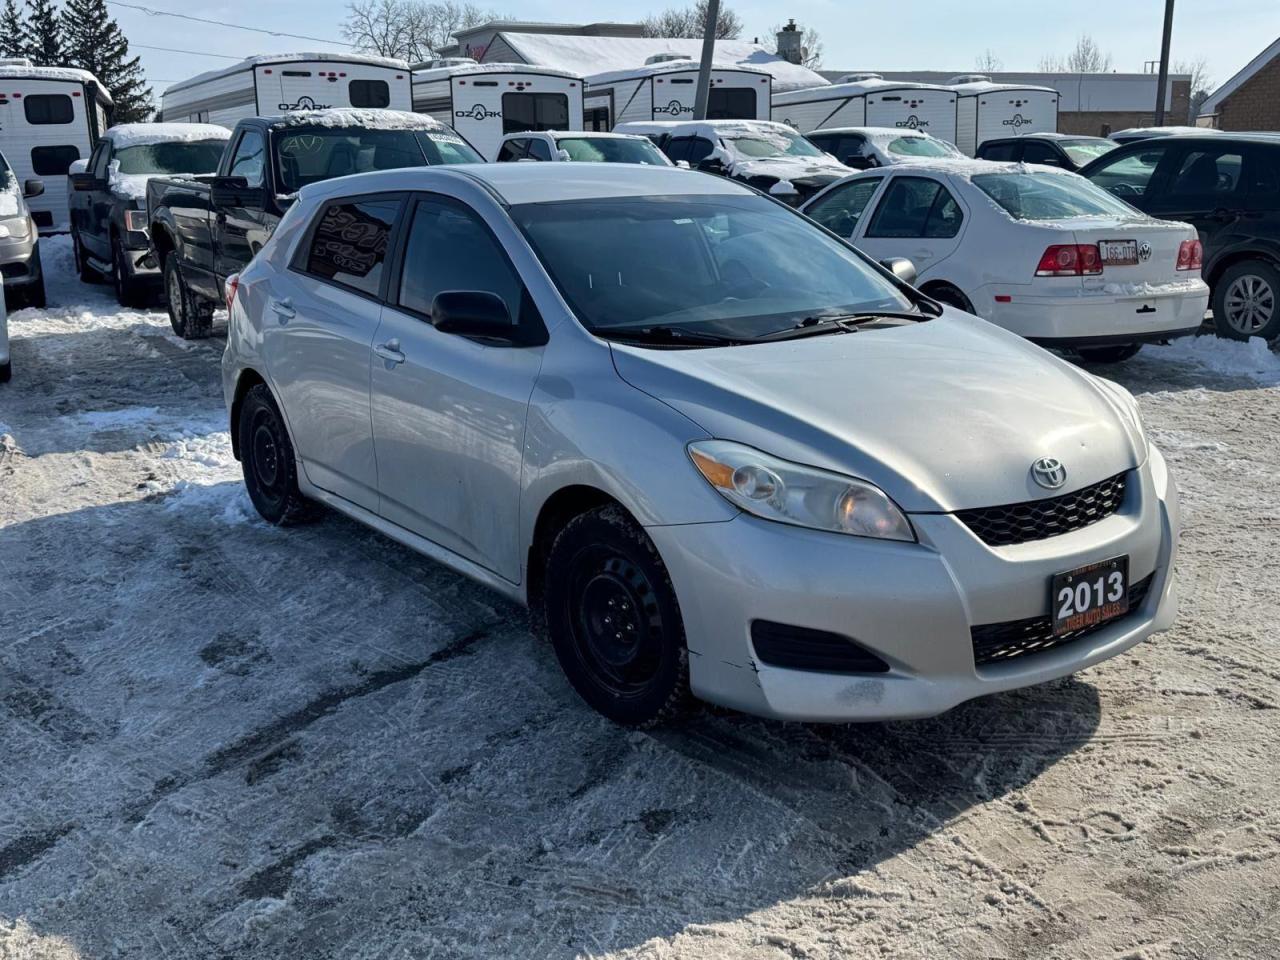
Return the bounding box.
[147,109,483,338]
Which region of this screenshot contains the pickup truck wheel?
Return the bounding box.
[112,237,149,308]
[237,384,316,526]
[164,253,213,339]
[541,505,691,728]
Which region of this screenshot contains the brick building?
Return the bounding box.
[1199,37,1280,130]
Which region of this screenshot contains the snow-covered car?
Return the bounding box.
[976,132,1117,171]
[801,160,1210,362]
[0,148,46,310]
[69,123,231,306]
[493,130,672,166]
[223,163,1179,727]
[613,119,849,205]
[806,127,966,170]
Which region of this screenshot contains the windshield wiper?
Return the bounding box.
[753,311,927,343]
[600,324,746,347]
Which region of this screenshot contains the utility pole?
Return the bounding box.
[1154,0,1175,125]
[693,0,720,120]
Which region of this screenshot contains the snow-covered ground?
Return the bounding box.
[2,237,1280,959]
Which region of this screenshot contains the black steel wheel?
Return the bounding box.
[237,383,315,526]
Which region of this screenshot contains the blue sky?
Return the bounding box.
[115,0,1279,98]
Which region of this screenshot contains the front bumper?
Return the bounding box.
[0,231,40,288]
[975,279,1209,344]
[120,238,161,280]
[648,445,1179,722]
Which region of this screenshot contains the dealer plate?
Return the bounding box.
[1051,556,1129,637]
[1099,240,1138,266]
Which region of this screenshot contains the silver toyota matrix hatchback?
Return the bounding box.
[223,164,1179,727]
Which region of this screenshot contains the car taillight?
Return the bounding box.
[1176,238,1203,271]
[225,274,240,311]
[1035,244,1102,277]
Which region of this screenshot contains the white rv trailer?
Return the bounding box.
[584,58,772,130]
[949,76,1060,155]
[160,52,412,126]
[0,59,111,231]
[411,62,584,160]
[772,75,959,144]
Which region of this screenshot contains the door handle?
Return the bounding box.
[270,299,295,323]
[374,338,405,365]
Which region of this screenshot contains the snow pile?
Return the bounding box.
[1099,278,1207,298]
[0,62,112,102]
[164,52,410,95]
[773,76,941,106]
[106,123,231,148]
[769,179,798,196]
[108,169,149,201]
[1145,334,1280,386]
[271,108,446,131]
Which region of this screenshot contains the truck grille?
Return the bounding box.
[956,472,1128,547]
[970,573,1155,667]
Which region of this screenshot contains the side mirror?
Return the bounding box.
[69,172,101,192]
[211,176,265,210]
[881,257,917,286]
[23,178,45,198]
[431,291,520,343]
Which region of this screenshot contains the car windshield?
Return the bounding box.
[886,136,955,158]
[512,194,914,341]
[1060,138,1118,166]
[972,171,1139,220]
[555,136,669,165]
[113,140,227,175]
[727,131,825,159]
[272,127,480,193]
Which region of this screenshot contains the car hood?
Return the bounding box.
[609,312,1145,513]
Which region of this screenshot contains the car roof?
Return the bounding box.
[613,119,792,139]
[1112,131,1280,147]
[809,127,932,139]
[299,162,748,206]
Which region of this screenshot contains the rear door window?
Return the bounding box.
[24,93,73,124]
[300,196,401,298]
[865,176,963,239]
[349,79,390,108]
[805,177,884,236]
[1164,146,1245,202]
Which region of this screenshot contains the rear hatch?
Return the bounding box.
[1065,216,1194,294]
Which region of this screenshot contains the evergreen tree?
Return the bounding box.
[62,0,152,121]
[23,0,60,64]
[1,0,28,60]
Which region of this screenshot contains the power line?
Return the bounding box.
[106,1,355,47]
[131,43,242,60]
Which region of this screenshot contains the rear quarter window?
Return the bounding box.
[298,197,400,298]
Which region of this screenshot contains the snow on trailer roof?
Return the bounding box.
[164,52,410,97]
[264,108,450,130]
[947,80,1057,95]
[586,58,774,86]
[772,76,947,104]
[103,123,232,147]
[495,32,826,93]
[411,61,582,82]
[0,62,112,104]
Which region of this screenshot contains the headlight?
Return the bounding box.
[124,209,147,233]
[0,215,30,240]
[688,440,915,541]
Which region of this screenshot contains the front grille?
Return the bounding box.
[751,621,890,674]
[971,573,1155,667]
[956,472,1128,547]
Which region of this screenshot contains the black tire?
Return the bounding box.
[112,236,148,308]
[925,283,974,313]
[237,383,316,526]
[0,361,10,384]
[73,231,99,283]
[1075,343,1143,364]
[164,252,213,339]
[1212,260,1280,341]
[540,505,690,727]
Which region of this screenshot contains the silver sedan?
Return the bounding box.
[222,164,1180,727]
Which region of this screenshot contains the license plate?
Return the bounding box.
[1051,557,1129,637]
[1099,240,1138,266]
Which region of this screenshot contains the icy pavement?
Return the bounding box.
[2,238,1279,959]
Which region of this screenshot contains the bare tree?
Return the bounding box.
[344,0,497,62]
[974,49,1002,72]
[1040,34,1113,73]
[1175,57,1214,121]
[766,21,822,69]
[642,1,743,39]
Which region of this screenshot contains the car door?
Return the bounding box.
[215,128,268,283]
[1141,141,1250,267]
[370,192,546,582]
[264,193,404,513]
[81,141,112,260]
[855,174,967,276]
[802,176,885,239]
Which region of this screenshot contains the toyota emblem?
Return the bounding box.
[1031,457,1067,489]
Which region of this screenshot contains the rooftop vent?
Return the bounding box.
[645,53,693,65]
[836,72,883,83]
[949,74,992,85]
